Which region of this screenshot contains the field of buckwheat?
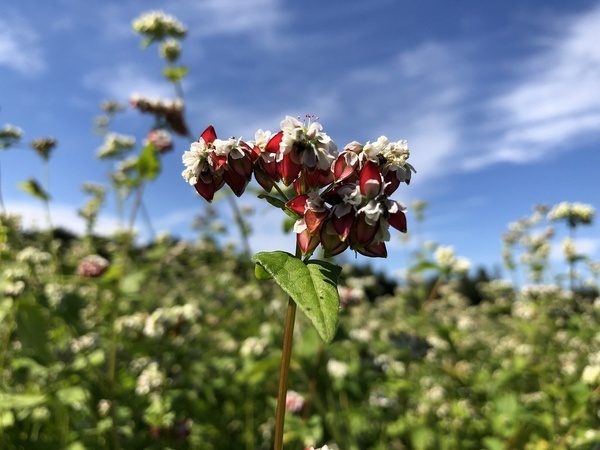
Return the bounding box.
[1,9,600,450]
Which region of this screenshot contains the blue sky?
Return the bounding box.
[1,0,599,278]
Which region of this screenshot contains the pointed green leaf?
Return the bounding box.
[18,178,50,201]
[163,66,189,83]
[137,142,161,181]
[251,251,341,343]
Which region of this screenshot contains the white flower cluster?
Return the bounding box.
[279,115,338,170]
[433,245,471,274]
[326,359,349,379]
[132,11,187,40]
[97,133,136,160]
[135,361,165,395]
[70,333,99,353]
[561,237,578,262]
[581,350,600,385]
[181,139,213,186]
[548,202,595,225]
[160,38,182,62]
[116,304,202,338]
[240,336,268,357]
[0,124,23,149]
[16,246,52,265]
[346,135,415,183]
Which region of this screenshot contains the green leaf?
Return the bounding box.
[254,263,273,280]
[18,178,50,201]
[163,66,189,82]
[15,302,50,363]
[409,260,439,273]
[137,142,161,181]
[251,251,341,343]
[0,393,46,411]
[120,270,146,295]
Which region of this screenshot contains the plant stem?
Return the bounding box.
[273,244,301,450]
[273,297,297,450]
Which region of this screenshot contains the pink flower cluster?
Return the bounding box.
[182,116,415,258]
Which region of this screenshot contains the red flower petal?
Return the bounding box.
[194,178,221,202]
[229,153,253,178]
[321,220,349,256]
[200,125,217,144]
[332,211,355,241]
[333,154,356,182]
[265,131,283,153]
[223,170,248,197]
[254,167,274,192]
[279,152,302,186]
[304,208,329,235]
[353,213,379,245]
[356,241,387,258]
[297,229,320,255]
[285,195,309,215]
[388,210,407,233]
[383,171,400,196]
[359,160,382,198]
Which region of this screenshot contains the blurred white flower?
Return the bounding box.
[326,359,349,379]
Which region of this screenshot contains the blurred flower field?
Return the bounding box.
[1,204,599,449]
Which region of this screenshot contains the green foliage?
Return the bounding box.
[1,213,599,449]
[252,251,341,343]
[162,66,189,83]
[18,178,50,201]
[137,142,161,181]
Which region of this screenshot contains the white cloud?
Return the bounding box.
[463,5,600,169]
[181,0,286,45]
[0,15,45,75]
[83,64,175,101]
[5,200,125,237]
[338,42,467,186]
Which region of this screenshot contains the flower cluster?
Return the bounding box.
[130,95,188,136]
[548,201,595,227]
[0,124,23,149]
[76,254,109,278]
[132,11,187,44]
[182,116,415,258]
[30,137,57,160]
[97,132,136,160]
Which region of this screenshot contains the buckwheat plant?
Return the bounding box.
[548,201,596,291]
[182,114,415,449]
[0,124,23,213]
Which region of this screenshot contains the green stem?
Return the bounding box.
[273,298,297,450]
[128,183,145,234]
[273,244,301,450]
[139,198,156,241]
[271,181,289,203]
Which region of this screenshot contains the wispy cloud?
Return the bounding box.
[463,5,600,169]
[0,14,45,76]
[6,200,124,237]
[180,0,287,47]
[83,63,175,101]
[336,42,467,185]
